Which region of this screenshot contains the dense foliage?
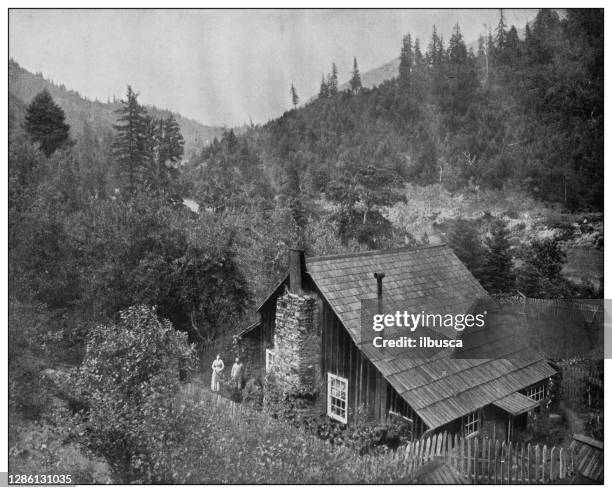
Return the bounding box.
[71,306,196,482]
[191,10,602,214]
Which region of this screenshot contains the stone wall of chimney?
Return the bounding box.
[272,291,322,396]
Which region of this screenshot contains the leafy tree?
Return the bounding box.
[23,89,72,157]
[350,57,362,94]
[326,160,403,247]
[516,238,570,298]
[72,305,196,481]
[290,83,299,108]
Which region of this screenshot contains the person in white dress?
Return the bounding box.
[211,354,224,392]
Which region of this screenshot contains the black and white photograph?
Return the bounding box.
[4,4,607,487]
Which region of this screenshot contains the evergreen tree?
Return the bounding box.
[23,89,71,157]
[447,218,484,279]
[440,23,479,129]
[495,9,508,50]
[328,63,339,95]
[503,26,521,65]
[427,26,445,66]
[399,34,413,86]
[318,74,329,98]
[448,24,468,64]
[481,220,515,293]
[413,38,424,66]
[112,86,150,195]
[350,57,362,94]
[160,115,184,165]
[290,83,299,108]
[155,115,184,192]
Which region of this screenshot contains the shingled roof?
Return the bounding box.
[306,244,488,340]
[250,244,556,430]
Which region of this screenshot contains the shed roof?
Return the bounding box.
[306,244,556,430]
[570,434,604,483]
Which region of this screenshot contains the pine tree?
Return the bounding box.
[495,9,508,51]
[504,26,521,65]
[112,86,150,196]
[328,63,339,95]
[427,26,444,66]
[481,220,515,294]
[447,218,484,280]
[23,89,71,157]
[161,115,184,165]
[318,74,329,98]
[399,34,413,86]
[350,57,362,93]
[290,83,299,108]
[413,38,424,66]
[156,114,185,192]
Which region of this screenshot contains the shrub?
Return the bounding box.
[242,378,263,409]
[71,305,196,482]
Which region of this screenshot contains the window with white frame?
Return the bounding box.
[327,373,348,424]
[526,384,546,402]
[265,348,275,371]
[463,410,480,437]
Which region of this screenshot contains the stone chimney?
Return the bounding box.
[266,247,321,411]
[288,247,305,295]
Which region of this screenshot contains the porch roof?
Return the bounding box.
[493,391,539,416]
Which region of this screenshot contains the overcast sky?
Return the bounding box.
[10,9,538,126]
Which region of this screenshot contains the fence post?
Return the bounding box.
[507,442,512,484]
[501,441,506,484]
[527,444,531,484]
[474,436,479,483]
[535,444,541,484]
[542,445,547,483]
[487,437,492,483]
[442,431,447,459]
[550,446,556,482]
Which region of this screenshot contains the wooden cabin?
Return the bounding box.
[236,245,556,441]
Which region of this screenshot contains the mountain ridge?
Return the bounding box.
[9,59,223,158]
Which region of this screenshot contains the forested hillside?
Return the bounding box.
[197,9,602,213]
[9,59,224,158]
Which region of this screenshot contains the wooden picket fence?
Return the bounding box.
[370,431,573,484]
[557,362,603,408]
